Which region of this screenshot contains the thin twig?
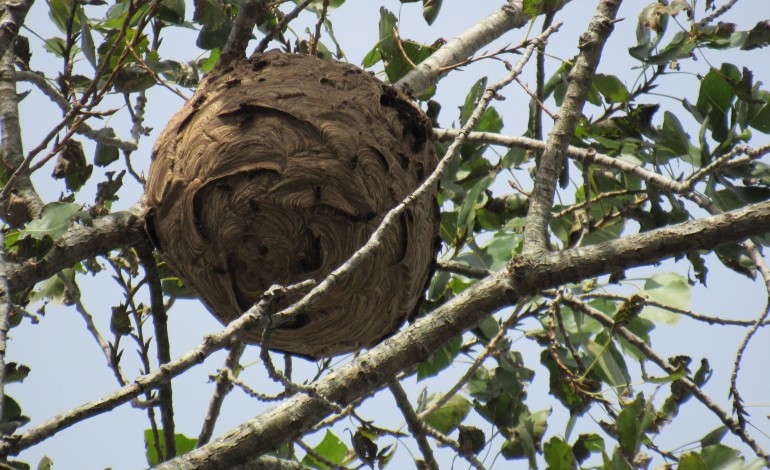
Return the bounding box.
[56,272,128,386]
[435,260,492,279]
[254,0,314,54]
[393,27,417,69]
[418,307,525,420]
[138,245,176,460]
[259,331,343,413]
[197,341,247,447]
[388,380,439,470]
[227,368,291,402]
[422,424,486,469]
[551,289,587,374]
[515,76,557,120]
[561,293,770,464]
[697,0,740,26]
[683,143,770,191]
[553,189,646,219]
[730,245,770,430]
[579,292,770,327]
[308,0,330,56]
[0,233,11,422]
[14,71,138,153]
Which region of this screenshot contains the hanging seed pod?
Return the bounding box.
[144,51,439,358]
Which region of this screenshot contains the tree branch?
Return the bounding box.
[6,205,145,293]
[0,0,33,63]
[0,233,11,423]
[0,48,42,225]
[220,0,264,63]
[395,0,534,94]
[138,245,176,460]
[197,341,246,447]
[560,293,770,464]
[522,0,622,254]
[388,380,439,470]
[148,199,770,469]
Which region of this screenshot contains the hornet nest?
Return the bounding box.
[144,51,440,358]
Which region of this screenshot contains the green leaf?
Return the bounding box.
[500,409,551,465]
[544,436,575,470]
[460,77,487,125]
[0,395,29,435]
[78,8,96,70]
[20,202,82,241]
[638,31,696,65]
[352,429,377,467]
[417,335,461,380]
[585,336,631,388]
[697,69,734,142]
[374,7,441,83]
[37,456,54,470]
[113,64,156,93]
[43,37,67,57]
[700,444,742,468]
[158,0,185,24]
[456,175,493,241]
[593,74,631,104]
[422,0,442,25]
[615,394,653,459]
[144,430,197,466]
[5,363,31,384]
[52,139,92,192]
[301,430,348,469]
[700,426,728,447]
[197,22,232,50]
[199,48,220,73]
[94,128,120,166]
[193,0,228,29]
[458,426,485,455]
[656,111,696,162]
[678,452,708,470]
[640,272,690,324]
[110,304,132,336]
[47,0,78,34]
[423,394,471,434]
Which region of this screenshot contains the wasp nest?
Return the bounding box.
[144,52,439,358]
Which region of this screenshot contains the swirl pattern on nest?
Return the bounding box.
[144,51,439,358]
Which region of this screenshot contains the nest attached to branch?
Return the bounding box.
[144,51,439,358]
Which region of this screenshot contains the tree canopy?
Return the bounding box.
[1,0,770,468]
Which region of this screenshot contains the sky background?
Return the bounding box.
[7,0,770,468]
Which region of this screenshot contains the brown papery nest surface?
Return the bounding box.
[144,51,439,358]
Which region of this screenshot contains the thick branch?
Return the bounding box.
[151,200,770,469]
[395,0,531,94]
[0,48,42,224]
[523,0,621,254]
[6,206,145,293]
[4,199,769,462]
[0,0,34,63]
[220,0,264,63]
